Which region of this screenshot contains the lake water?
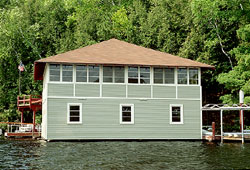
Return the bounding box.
[0,139,250,169]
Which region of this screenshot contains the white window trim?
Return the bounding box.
[60,64,62,82]
[67,103,82,124]
[198,68,201,86]
[120,104,134,125]
[170,104,183,124]
[138,66,140,84]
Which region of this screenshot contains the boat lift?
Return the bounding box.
[202,91,250,144]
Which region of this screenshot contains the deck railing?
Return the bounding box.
[5,122,41,134]
[17,95,42,107]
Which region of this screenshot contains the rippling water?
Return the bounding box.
[0,139,250,169]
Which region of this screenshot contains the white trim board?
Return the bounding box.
[48,81,200,87]
[47,96,201,101]
[200,86,203,139]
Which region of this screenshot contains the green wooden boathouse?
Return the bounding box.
[34,39,213,140]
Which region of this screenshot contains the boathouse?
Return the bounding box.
[34,39,213,140]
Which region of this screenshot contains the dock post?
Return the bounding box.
[32,110,36,138]
[241,109,244,144]
[21,111,24,124]
[239,90,244,144]
[212,122,215,141]
[220,109,223,144]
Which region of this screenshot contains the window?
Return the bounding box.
[170,104,183,124]
[140,67,150,84]
[76,65,87,82]
[154,67,176,84]
[103,66,125,83]
[103,66,113,83]
[114,66,125,83]
[165,68,175,84]
[62,65,73,82]
[88,66,99,83]
[189,68,198,85]
[178,68,187,84]
[67,103,82,124]
[120,104,134,124]
[128,67,138,83]
[49,64,60,81]
[154,68,163,84]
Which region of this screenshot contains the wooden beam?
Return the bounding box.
[0,122,34,125]
[7,132,40,137]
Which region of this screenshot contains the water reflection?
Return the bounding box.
[1,140,250,169]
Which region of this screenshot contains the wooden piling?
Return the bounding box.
[212,122,215,141]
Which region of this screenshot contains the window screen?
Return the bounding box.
[88,66,99,83]
[140,67,150,84]
[189,68,198,85]
[178,68,187,84]
[49,64,60,81]
[154,68,163,84]
[103,66,113,83]
[165,68,175,84]
[76,65,87,82]
[114,66,124,83]
[128,67,138,83]
[62,65,73,82]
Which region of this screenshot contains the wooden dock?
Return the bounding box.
[0,122,41,138]
[203,134,250,142]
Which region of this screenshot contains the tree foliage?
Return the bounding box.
[0,0,250,123]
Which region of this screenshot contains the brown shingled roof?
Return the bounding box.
[34,38,213,80]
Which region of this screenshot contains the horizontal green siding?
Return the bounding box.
[75,84,99,97]
[178,86,200,99]
[48,83,73,96]
[153,86,176,98]
[47,83,201,100]
[128,85,151,98]
[102,84,126,97]
[47,98,201,140]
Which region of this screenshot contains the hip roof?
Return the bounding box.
[34,38,213,80]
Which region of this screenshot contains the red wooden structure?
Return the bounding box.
[1,122,41,138]
[17,95,42,133]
